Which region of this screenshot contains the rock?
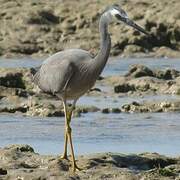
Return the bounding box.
[111,40,127,56]
[157,167,176,177]
[125,64,180,80]
[0,86,29,97]
[0,168,7,175]
[74,105,100,116]
[0,0,180,57]
[25,9,59,25]
[154,69,180,80]
[101,108,121,114]
[169,77,180,95]
[10,43,41,55]
[0,65,180,117]
[111,108,121,113]
[26,96,100,117]
[101,108,110,114]
[125,64,154,78]
[61,21,76,34]
[0,69,25,89]
[26,103,64,117]
[123,45,145,54]
[121,100,180,113]
[114,76,165,95]
[154,46,180,58]
[114,83,135,93]
[0,106,27,114]
[5,144,34,153]
[0,68,35,91]
[111,65,180,96]
[0,96,28,113]
[0,144,179,179]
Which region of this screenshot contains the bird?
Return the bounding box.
[33,4,148,172]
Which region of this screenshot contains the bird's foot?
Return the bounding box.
[60,154,69,161]
[72,163,83,173]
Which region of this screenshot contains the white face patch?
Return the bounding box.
[110,8,121,16]
[110,8,128,19]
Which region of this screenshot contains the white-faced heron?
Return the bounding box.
[34,4,148,172]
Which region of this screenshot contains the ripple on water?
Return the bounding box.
[0,112,180,156]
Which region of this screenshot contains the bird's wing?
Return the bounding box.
[35,59,75,94]
[33,49,93,94]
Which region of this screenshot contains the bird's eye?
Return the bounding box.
[115,14,124,21]
[115,14,121,20]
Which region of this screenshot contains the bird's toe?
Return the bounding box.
[59,154,69,161]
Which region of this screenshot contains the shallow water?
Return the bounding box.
[0,112,180,156]
[0,57,43,68]
[104,57,180,76]
[79,94,180,109]
[0,57,180,156]
[1,57,180,77]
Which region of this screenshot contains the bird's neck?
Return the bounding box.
[93,15,111,75]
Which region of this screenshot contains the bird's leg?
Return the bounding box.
[61,100,76,160]
[65,100,82,172]
[61,100,81,172]
[60,101,69,160]
[61,132,68,160]
[66,111,82,172]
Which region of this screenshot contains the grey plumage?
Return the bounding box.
[34,49,96,99]
[33,4,148,172]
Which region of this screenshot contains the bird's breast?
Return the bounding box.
[64,69,96,100]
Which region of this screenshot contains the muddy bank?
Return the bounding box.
[0,144,179,180]
[0,0,180,58]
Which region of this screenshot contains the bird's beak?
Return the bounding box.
[125,18,149,35]
[115,14,148,35]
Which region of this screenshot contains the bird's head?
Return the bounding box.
[103,4,148,35]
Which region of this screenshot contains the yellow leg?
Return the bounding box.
[60,101,69,160]
[63,100,82,172]
[60,132,68,160]
[66,120,82,172]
